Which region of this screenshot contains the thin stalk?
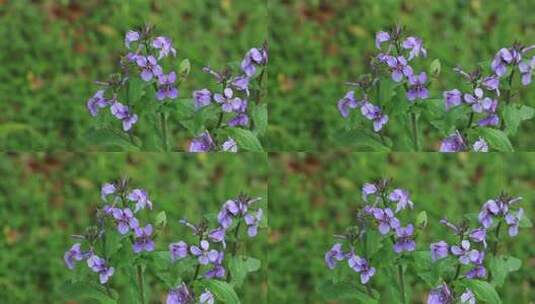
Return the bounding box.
[500,69,516,129]
[136,265,145,304]
[231,220,242,257]
[492,221,502,256]
[192,264,201,282]
[398,264,407,304]
[160,112,169,151]
[101,231,112,297]
[410,112,420,151]
[453,264,461,281]
[467,112,474,129]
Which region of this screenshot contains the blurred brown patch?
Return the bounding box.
[298,2,335,24]
[277,74,295,93]
[45,2,85,23]
[3,226,21,245]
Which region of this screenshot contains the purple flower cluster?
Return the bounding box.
[337,92,389,132]
[166,284,213,304]
[478,196,523,236]
[439,131,488,152]
[324,243,376,284]
[87,92,139,132]
[189,132,238,153]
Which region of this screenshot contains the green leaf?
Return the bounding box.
[503,104,535,135]
[128,77,146,105]
[416,211,428,228]
[155,211,167,227]
[85,128,140,151]
[489,255,522,287]
[251,103,268,136]
[61,281,117,304]
[462,280,502,304]
[225,128,264,151]
[179,59,191,78]
[201,280,241,304]
[519,214,533,228]
[476,128,513,152]
[430,59,441,76]
[318,281,378,303]
[332,129,391,152]
[228,256,260,288]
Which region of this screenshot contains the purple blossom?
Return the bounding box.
[110,102,138,131]
[136,55,163,81]
[407,72,429,101]
[402,36,427,60]
[152,36,176,59]
[166,283,194,304]
[87,90,110,117]
[125,30,140,49]
[205,252,225,279]
[325,243,345,269]
[519,56,535,86]
[427,283,453,304]
[375,31,391,49]
[214,88,244,112]
[478,114,499,127]
[112,208,139,235]
[189,131,215,152]
[133,224,155,253]
[393,224,416,253]
[193,89,212,110]
[128,189,152,212]
[347,254,376,284]
[156,72,178,101]
[169,241,189,262]
[460,289,476,304]
[362,183,377,201]
[337,91,359,118]
[386,56,413,82]
[440,131,466,152]
[244,208,263,237]
[222,137,238,152]
[505,208,523,237]
[465,251,487,279]
[491,48,521,77]
[372,207,400,235]
[361,102,388,132]
[430,241,449,262]
[190,240,219,265]
[469,228,487,246]
[440,218,460,234]
[388,188,414,212]
[199,290,214,304]
[231,75,250,95]
[443,89,462,111]
[472,138,489,152]
[228,112,250,127]
[478,199,500,228]
[241,48,267,77]
[101,183,116,200]
[482,75,500,95]
[451,240,479,265]
[87,255,114,284]
[208,227,226,244]
[64,243,88,269]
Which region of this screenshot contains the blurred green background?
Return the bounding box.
[0,0,267,150]
[268,153,535,303]
[267,0,535,151]
[0,152,268,303]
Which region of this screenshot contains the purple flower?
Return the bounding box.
[491,48,521,77]
[228,112,250,127]
[87,255,114,284]
[193,89,212,110]
[519,56,535,86]
[244,208,263,237]
[214,88,243,112]
[393,224,416,253]
[87,90,110,117]
[190,240,219,265]
[199,290,214,304]
[472,138,489,152]
[505,208,523,237]
[112,208,139,234]
[482,75,500,95]
[205,252,226,279]
[152,36,176,59]
[372,208,400,235]
[166,283,194,304]
[128,189,152,212]
[222,137,238,152]
[362,183,377,201]
[430,241,449,262]
[460,289,476,304]
[478,199,500,228]
[375,31,391,49]
[440,218,460,234]
[337,91,359,118]
[386,56,413,82]
[478,114,499,127]
[407,72,429,101]
[136,55,163,81]
[208,227,226,244]
[402,36,427,60]
[133,224,155,253]
[361,102,388,132]
[427,283,453,304]
[451,240,479,265]
[388,188,414,212]
[231,75,250,95]
[101,183,116,200]
[110,102,138,131]
[443,89,462,111]
[156,72,178,101]
[347,254,376,284]
[125,30,140,49]
[469,228,487,245]
[241,48,267,77]
[169,241,189,262]
[325,243,345,269]
[64,243,87,269]
[189,131,215,152]
[440,131,466,152]
[465,251,487,279]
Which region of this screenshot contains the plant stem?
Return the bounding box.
[453,264,461,281]
[505,69,516,105]
[410,112,419,151]
[398,264,406,304]
[492,221,502,256]
[136,264,145,304]
[467,112,474,129]
[192,264,201,281]
[231,220,242,257]
[160,112,169,151]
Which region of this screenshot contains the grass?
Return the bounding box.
[268,152,535,303]
[0,152,268,303]
[267,0,535,151]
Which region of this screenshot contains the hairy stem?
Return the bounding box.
[500,69,516,129]
[453,264,461,281]
[492,221,502,256]
[410,112,420,151]
[137,264,145,304]
[231,220,242,257]
[398,264,406,304]
[160,112,169,151]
